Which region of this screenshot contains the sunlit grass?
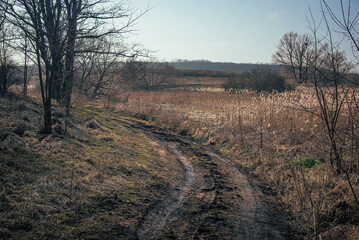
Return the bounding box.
[116,87,359,237]
[0,96,184,239]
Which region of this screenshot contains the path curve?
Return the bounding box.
[136,142,195,240]
[123,122,295,239]
[204,149,285,239]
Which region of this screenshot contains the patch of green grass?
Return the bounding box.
[292,157,321,171]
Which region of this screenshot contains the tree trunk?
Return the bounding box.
[23,61,28,96]
[64,0,79,119]
[42,98,52,134]
[52,60,65,103]
[1,65,7,94]
[23,35,28,96]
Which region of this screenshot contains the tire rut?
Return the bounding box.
[204,149,285,240]
[123,122,294,239]
[136,142,195,240]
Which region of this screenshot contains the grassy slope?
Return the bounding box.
[0,93,184,239]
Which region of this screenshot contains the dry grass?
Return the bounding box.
[0,93,185,239]
[2,83,358,238]
[116,87,359,239]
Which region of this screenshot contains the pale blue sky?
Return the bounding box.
[128,0,358,63]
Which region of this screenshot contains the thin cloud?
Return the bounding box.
[195,42,242,49]
[266,10,286,21]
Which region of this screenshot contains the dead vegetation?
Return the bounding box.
[117,87,359,239]
[1,84,358,239]
[0,92,186,239]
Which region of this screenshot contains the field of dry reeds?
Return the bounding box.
[115,86,359,239]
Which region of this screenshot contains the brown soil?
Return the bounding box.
[129,124,297,239]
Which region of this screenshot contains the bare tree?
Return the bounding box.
[273,32,314,84]
[0,1,5,34]
[122,57,147,92]
[0,8,17,94]
[304,0,359,206]
[75,37,124,99]
[0,0,68,132]
[63,1,147,116]
[0,5,6,93]
[321,0,359,61]
[0,24,8,94]
[22,34,29,96]
[1,0,145,133]
[144,61,176,90]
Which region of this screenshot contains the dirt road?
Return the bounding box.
[130,124,294,240]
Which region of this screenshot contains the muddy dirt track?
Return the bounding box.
[125,122,295,240]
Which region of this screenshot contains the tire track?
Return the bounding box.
[205,149,285,240]
[136,142,195,240]
[124,121,293,239]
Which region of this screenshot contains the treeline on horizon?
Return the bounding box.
[169,60,285,72]
[19,59,285,73]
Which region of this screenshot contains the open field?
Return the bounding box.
[2,72,359,239]
[4,70,359,238]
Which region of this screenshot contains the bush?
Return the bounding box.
[223,70,288,93]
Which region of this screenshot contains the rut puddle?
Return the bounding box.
[136,142,195,240]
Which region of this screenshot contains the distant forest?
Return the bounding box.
[169,60,285,72]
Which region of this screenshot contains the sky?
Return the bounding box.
[127,0,358,64]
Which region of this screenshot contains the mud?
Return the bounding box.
[123,122,295,239]
[136,143,195,240]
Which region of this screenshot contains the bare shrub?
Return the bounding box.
[223,70,289,93]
